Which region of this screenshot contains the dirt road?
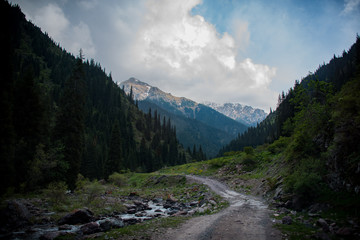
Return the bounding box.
[155,175,282,240]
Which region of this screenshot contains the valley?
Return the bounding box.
[1,1,360,240]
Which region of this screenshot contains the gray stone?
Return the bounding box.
[39,231,60,240]
[1,200,32,229]
[336,227,353,236]
[58,208,94,225]
[80,222,101,235]
[209,200,217,206]
[282,216,292,225]
[317,218,329,232]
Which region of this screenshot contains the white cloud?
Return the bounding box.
[120,0,277,110]
[33,3,96,58]
[342,0,360,15]
[33,3,69,41]
[233,19,250,53]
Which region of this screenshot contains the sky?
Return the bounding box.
[10,0,360,111]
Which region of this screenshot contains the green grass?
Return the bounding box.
[275,221,317,240]
[99,216,191,240]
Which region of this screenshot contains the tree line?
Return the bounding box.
[0,1,206,194]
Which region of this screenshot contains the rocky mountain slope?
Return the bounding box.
[120,78,248,157]
[203,102,267,126]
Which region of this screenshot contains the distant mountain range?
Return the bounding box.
[203,102,267,126]
[120,78,263,156]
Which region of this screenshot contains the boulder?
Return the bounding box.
[317,218,329,232]
[109,219,124,228]
[58,208,94,225]
[98,220,112,231]
[282,216,292,225]
[98,218,124,231]
[209,200,217,206]
[336,227,353,236]
[80,222,101,235]
[58,224,72,230]
[39,231,60,240]
[0,200,32,229]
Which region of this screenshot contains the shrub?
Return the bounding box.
[242,155,257,172]
[44,181,68,204]
[83,180,104,203]
[209,158,227,168]
[267,137,289,154]
[243,146,254,155]
[284,158,324,200]
[75,174,88,192]
[266,177,278,191]
[108,172,127,187]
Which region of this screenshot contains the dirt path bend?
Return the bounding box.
[155,175,281,240]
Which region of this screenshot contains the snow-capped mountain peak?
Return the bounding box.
[203,102,267,126]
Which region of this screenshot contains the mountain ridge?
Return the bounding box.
[120,78,248,157]
[203,102,267,126]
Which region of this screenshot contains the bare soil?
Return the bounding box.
[152,175,282,240]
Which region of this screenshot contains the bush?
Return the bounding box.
[83,180,104,203]
[284,158,324,200]
[108,172,127,187]
[243,146,254,155]
[209,158,228,168]
[75,174,88,192]
[267,137,289,154]
[242,155,257,172]
[44,181,68,204]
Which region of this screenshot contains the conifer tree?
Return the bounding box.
[53,52,86,189]
[106,120,122,178]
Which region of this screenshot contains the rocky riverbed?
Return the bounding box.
[0,176,224,240]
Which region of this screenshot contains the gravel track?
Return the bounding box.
[154,175,281,240]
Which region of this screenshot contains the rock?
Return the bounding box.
[123,203,136,209]
[153,198,163,204]
[163,203,173,209]
[167,194,178,203]
[122,218,140,225]
[336,227,353,236]
[172,210,188,216]
[312,232,331,240]
[197,207,205,214]
[58,208,94,225]
[0,200,32,229]
[98,220,112,231]
[82,232,104,239]
[39,231,60,240]
[308,203,328,214]
[126,208,136,214]
[282,216,292,225]
[209,200,217,206]
[317,218,329,232]
[291,195,306,211]
[133,200,143,206]
[80,222,101,235]
[274,187,283,199]
[109,219,124,228]
[187,209,196,215]
[189,201,198,207]
[58,224,72,230]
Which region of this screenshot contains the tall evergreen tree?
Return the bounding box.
[105,120,122,178]
[53,53,86,189]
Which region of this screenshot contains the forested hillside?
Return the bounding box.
[220,36,360,195]
[0,1,189,193]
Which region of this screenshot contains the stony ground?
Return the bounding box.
[152,175,282,240]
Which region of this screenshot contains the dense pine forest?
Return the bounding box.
[0,1,208,194]
[220,35,360,197]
